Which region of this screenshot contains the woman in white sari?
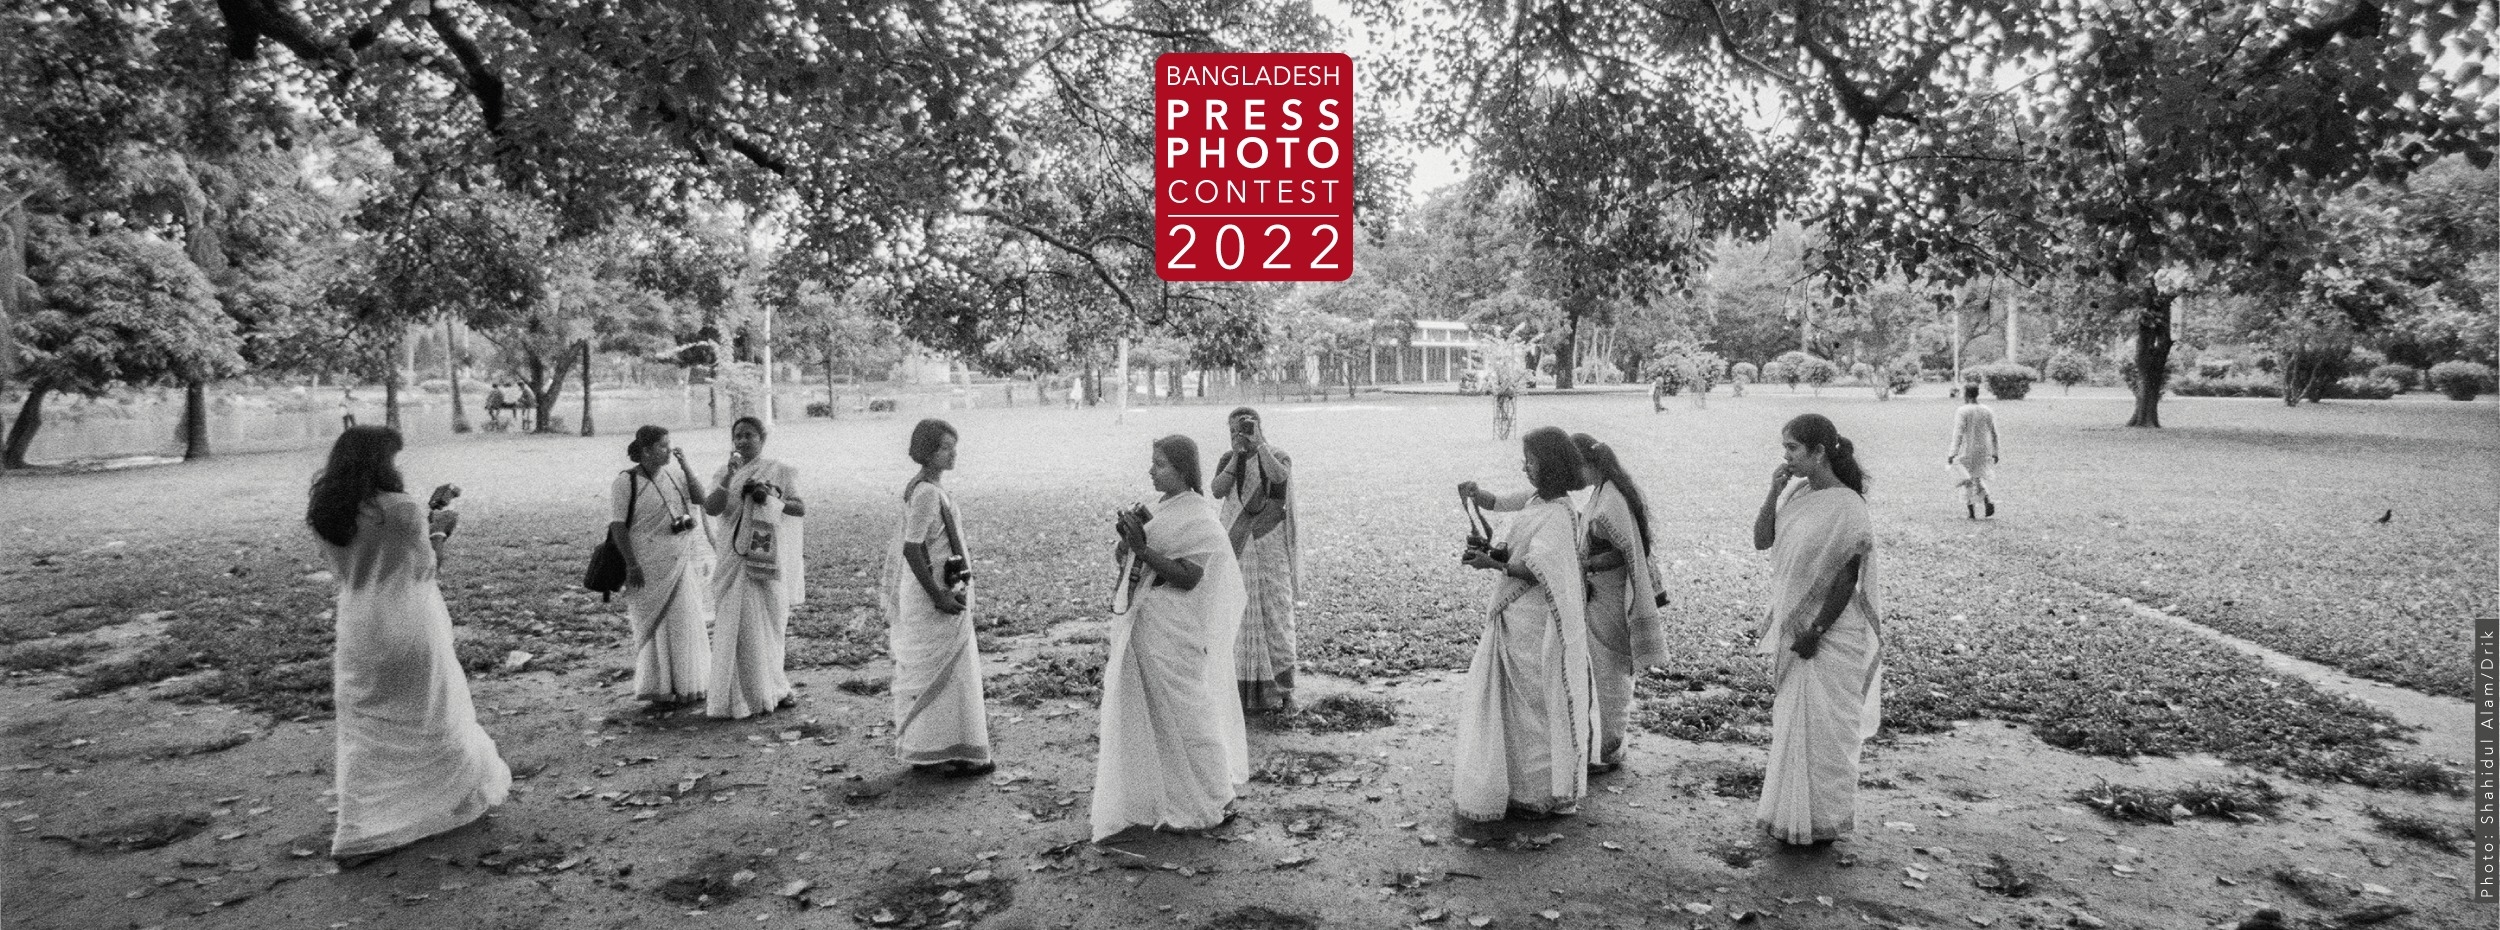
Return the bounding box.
[1092,435,1250,841]
[1451,427,1596,821]
[1750,413,1883,846]
[1211,407,1300,714]
[613,425,713,707]
[308,426,509,861]
[704,416,804,719]
[1569,434,1670,773]
[882,419,995,775]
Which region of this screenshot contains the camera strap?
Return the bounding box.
[615,468,640,547]
[1460,490,1493,541]
[906,478,968,569]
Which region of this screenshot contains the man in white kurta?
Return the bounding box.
[326,493,510,857]
[1948,385,2001,518]
[1092,485,1250,840]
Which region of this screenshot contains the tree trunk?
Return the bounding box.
[2,380,50,469]
[823,342,838,414]
[2125,291,2173,428]
[181,380,211,460]
[384,374,402,432]
[579,341,595,436]
[1556,309,1582,390]
[446,317,470,434]
[531,350,577,433]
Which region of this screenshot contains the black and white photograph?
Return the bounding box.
[2,1,2495,928]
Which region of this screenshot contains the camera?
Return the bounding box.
[429,483,461,511]
[942,555,970,592]
[669,514,697,535]
[1460,535,1509,565]
[743,481,774,505]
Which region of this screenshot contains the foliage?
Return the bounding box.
[2427,361,2495,400]
[2169,376,2287,400]
[1757,360,1788,389]
[12,219,240,395]
[1883,358,1920,398]
[1473,329,1535,397]
[1963,362,2039,400]
[2045,352,2092,393]
[1728,362,1757,385]
[1776,351,1838,392]
[1849,361,1873,383]
[2367,364,2422,392]
[2330,376,2400,401]
[2072,777,2287,825]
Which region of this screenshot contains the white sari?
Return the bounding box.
[1091,492,1250,840]
[1218,448,1300,712]
[707,457,797,719]
[1453,495,1595,821]
[324,493,510,856]
[881,480,991,765]
[1754,483,1884,844]
[1581,480,1669,766]
[615,468,712,703]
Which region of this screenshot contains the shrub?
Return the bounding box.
[2170,376,2285,399]
[2329,376,2400,401]
[1777,351,1838,393]
[1729,362,1757,384]
[2045,351,2091,394]
[804,400,838,418]
[1849,361,1875,384]
[866,397,899,412]
[1964,362,2039,400]
[2367,364,2421,392]
[1884,360,1919,398]
[1759,359,1789,389]
[2427,360,2495,400]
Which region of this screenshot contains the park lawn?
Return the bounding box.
[0,388,2485,790]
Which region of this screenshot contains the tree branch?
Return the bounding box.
[963,207,1137,312]
[425,3,507,131]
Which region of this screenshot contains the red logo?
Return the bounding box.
[1154,52,1353,282]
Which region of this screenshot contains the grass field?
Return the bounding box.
[2,386,2490,790]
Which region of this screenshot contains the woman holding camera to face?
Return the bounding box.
[308,426,509,863]
[1211,407,1301,715]
[613,425,714,709]
[703,416,804,719]
[1450,426,1596,822]
[1092,435,1250,842]
[882,419,995,776]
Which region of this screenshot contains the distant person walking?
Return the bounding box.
[1751,414,1883,846]
[703,416,803,719]
[1092,435,1250,842]
[1948,384,2000,519]
[307,426,508,863]
[1212,407,1301,714]
[883,418,994,776]
[516,383,537,431]
[1451,427,1595,822]
[613,425,713,708]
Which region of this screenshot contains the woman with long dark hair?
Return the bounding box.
[614,425,713,708]
[1211,406,1301,714]
[703,415,805,719]
[1750,413,1882,846]
[1569,433,1670,774]
[1450,426,1595,821]
[308,426,508,862]
[1092,435,1250,841]
[882,418,995,776]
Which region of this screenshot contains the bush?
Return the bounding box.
[2427,361,2495,400]
[1963,362,2040,400]
[866,397,899,412]
[1849,362,1875,384]
[1758,360,1788,389]
[1776,351,1839,393]
[2367,364,2422,392]
[2170,376,2286,399]
[1729,362,1757,384]
[804,400,838,418]
[1884,360,1919,398]
[2045,351,2092,394]
[2329,376,2400,401]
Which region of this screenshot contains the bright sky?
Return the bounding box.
[1308,0,1470,205]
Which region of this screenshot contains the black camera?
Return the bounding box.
[743,481,773,505]
[669,514,697,535]
[1461,535,1510,565]
[942,555,970,591]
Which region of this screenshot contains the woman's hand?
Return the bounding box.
[1461,549,1503,571]
[1791,627,1824,660]
[625,566,646,590]
[427,508,461,540]
[932,589,966,614]
[1768,462,1793,489]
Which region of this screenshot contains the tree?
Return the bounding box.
[5,218,239,468]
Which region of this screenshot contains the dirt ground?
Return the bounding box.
[2,631,2479,930]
